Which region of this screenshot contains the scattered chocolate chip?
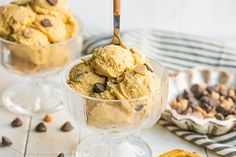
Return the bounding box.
[208,99,220,107]
[1,136,12,147]
[191,84,203,98]
[11,117,23,128]
[47,0,58,5]
[23,28,34,38]
[200,96,209,103]
[41,19,53,27]
[57,153,64,157]
[220,89,228,97]
[216,106,234,117]
[183,90,191,99]
[144,63,153,72]
[200,103,212,113]
[206,86,215,93]
[94,83,106,93]
[135,105,144,112]
[61,122,73,132]
[215,113,224,120]
[183,105,194,115]
[35,122,47,132]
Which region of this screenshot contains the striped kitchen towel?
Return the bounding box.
[83,28,236,157]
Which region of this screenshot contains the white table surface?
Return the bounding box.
[0,66,221,157]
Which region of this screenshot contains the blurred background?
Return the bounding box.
[69,0,236,46]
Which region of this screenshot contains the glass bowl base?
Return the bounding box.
[74,135,152,157]
[2,80,63,116]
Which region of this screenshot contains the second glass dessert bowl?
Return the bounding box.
[0,21,83,116]
[62,55,169,157]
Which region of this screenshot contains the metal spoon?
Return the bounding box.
[111,0,128,49]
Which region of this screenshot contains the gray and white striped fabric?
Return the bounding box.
[83,29,236,157]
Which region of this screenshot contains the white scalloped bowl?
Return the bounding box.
[162,67,236,135]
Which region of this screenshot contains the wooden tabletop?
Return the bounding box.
[0,67,221,157]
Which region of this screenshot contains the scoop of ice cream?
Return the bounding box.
[30,0,68,15]
[159,149,201,157]
[10,28,49,45]
[108,65,160,99]
[0,4,36,38]
[69,62,106,96]
[90,45,135,78]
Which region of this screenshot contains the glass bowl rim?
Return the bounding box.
[62,54,169,103]
[0,15,83,47]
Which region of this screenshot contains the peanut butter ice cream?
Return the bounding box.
[68,44,161,127]
[0,0,78,73]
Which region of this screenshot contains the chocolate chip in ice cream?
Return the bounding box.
[135,105,144,112]
[11,117,23,128]
[1,136,12,147]
[41,19,53,27]
[57,153,64,157]
[47,0,58,6]
[35,122,47,132]
[94,83,106,93]
[61,122,73,132]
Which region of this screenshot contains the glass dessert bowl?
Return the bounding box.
[62,53,169,157]
[0,0,83,115]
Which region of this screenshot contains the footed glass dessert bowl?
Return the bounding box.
[62,53,169,157]
[0,0,83,115]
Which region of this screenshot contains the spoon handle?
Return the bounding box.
[113,0,120,34]
[112,0,127,49]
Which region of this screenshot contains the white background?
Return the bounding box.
[69,0,236,42]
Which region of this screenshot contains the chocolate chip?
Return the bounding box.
[191,84,203,98]
[57,153,64,157]
[41,19,53,27]
[135,105,144,112]
[93,83,106,93]
[215,113,224,120]
[200,96,210,103]
[200,103,212,113]
[1,136,12,147]
[216,106,234,117]
[61,122,73,132]
[220,89,228,97]
[184,106,194,115]
[47,0,58,5]
[35,123,47,132]
[11,117,23,128]
[144,63,153,72]
[206,86,215,93]
[208,99,220,107]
